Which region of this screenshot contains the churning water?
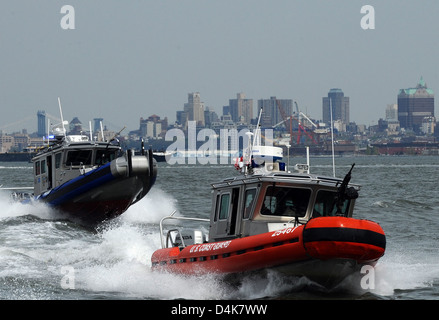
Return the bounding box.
[1,155,439,300]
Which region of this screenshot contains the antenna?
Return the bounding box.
[245,107,263,174]
[306,146,310,174]
[89,121,92,141]
[100,121,105,142]
[244,132,253,175]
[57,97,66,137]
[47,118,50,147]
[329,98,336,177]
[252,107,263,152]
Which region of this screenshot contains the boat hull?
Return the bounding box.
[151,217,385,287]
[36,152,157,226]
[303,216,386,262]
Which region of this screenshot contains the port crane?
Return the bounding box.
[275,99,317,145]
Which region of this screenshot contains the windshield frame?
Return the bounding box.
[312,188,352,218]
[260,184,312,218]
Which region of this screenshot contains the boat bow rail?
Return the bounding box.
[159,211,210,249]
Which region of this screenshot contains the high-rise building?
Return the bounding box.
[69,117,82,135]
[204,107,219,128]
[37,110,46,137]
[322,89,350,128]
[184,92,205,127]
[176,111,187,126]
[397,77,434,133]
[139,115,167,139]
[93,118,104,133]
[257,96,293,127]
[384,104,400,135]
[385,104,398,121]
[228,93,253,124]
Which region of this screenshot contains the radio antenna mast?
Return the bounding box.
[329,99,336,177]
[58,97,66,137]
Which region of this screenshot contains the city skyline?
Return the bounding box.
[1,81,437,154]
[1,1,439,133]
[0,81,435,136]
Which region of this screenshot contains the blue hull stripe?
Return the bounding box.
[39,163,116,206]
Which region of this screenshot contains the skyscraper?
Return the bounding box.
[184,92,205,127]
[93,118,104,133]
[322,89,350,127]
[37,110,46,137]
[397,77,434,133]
[385,104,398,121]
[257,96,293,127]
[228,93,253,124]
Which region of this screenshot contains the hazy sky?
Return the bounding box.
[1,1,438,133]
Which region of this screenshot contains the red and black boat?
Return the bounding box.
[151,112,385,287]
[151,164,385,287]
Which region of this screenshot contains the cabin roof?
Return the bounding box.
[211,172,360,190]
[32,139,120,160]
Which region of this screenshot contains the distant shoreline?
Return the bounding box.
[0,152,36,162]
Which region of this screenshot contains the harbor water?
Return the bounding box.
[1,155,439,300]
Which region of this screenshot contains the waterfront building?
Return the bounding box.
[37,110,46,137]
[69,117,83,135]
[176,111,187,127]
[184,92,205,127]
[93,118,104,133]
[397,77,434,133]
[257,96,293,127]
[13,133,30,151]
[204,107,219,128]
[322,89,350,129]
[383,104,400,135]
[385,104,398,121]
[0,134,14,153]
[421,116,436,135]
[139,115,168,139]
[228,93,253,125]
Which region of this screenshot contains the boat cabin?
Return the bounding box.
[32,135,121,196]
[208,170,360,242]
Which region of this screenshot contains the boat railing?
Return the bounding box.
[159,210,210,249]
[212,174,361,190]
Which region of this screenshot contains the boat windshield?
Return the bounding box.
[95,149,117,165]
[65,150,92,166]
[313,190,350,217]
[261,186,310,218]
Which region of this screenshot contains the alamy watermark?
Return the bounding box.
[60,265,75,289]
[164,121,275,165]
[59,5,375,31]
[360,5,375,30]
[360,264,375,289]
[60,5,75,30]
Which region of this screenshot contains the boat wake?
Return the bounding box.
[1,187,439,299]
[0,190,58,221]
[369,249,439,298]
[59,187,378,299]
